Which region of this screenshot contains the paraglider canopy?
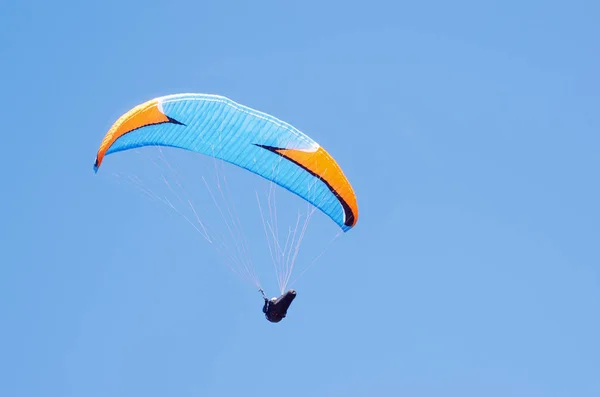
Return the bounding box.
[93,93,358,232]
[93,93,359,296]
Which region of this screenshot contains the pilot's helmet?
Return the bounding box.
[270,297,277,302]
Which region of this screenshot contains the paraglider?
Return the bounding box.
[93,93,358,322]
[260,289,297,323]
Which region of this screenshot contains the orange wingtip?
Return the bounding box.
[261,145,358,228]
[94,99,171,169]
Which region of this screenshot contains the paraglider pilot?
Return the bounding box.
[260,289,297,323]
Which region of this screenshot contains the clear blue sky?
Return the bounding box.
[2,1,599,396]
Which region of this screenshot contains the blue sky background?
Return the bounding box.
[2,0,599,396]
